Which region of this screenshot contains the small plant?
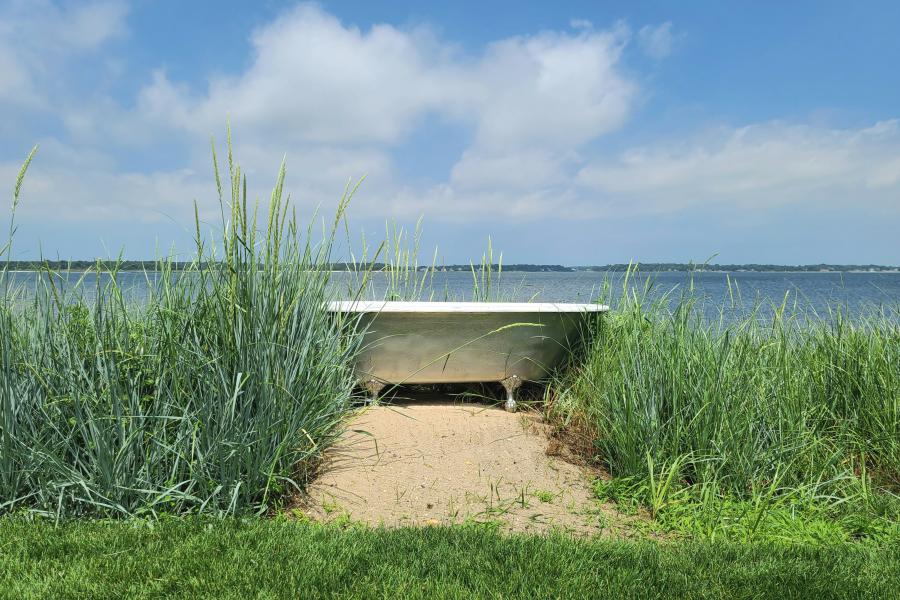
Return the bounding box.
[460,517,503,533]
[533,490,556,503]
[321,499,341,515]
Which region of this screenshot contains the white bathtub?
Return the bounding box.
[328,301,608,410]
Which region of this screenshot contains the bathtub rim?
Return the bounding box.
[327,300,609,314]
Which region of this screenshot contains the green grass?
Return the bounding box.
[0,137,513,520]
[1,138,366,518]
[3,139,900,596]
[549,270,900,541]
[1,518,897,599]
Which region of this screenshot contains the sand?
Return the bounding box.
[299,399,633,535]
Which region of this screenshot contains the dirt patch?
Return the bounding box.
[297,399,636,536]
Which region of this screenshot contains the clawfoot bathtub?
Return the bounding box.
[328,301,607,411]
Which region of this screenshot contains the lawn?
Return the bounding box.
[1,518,897,599]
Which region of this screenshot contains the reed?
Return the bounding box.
[550,266,900,534]
[0,137,364,518]
[344,232,517,302]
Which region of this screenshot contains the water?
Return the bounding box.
[5,269,900,320]
[354,270,899,305]
[355,270,900,323]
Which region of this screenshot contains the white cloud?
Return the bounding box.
[375,119,900,222]
[66,3,638,222]
[136,4,451,145]
[0,0,127,110]
[0,0,127,53]
[138,4,634,151]
[50,1,128,51]
[450,149,572,191]
[388,185,584,222]
[0,138,205,223]
[3,138,395,227]
[577,120,900,214]
[638,22,678,60]
[466,25,633,151]
[3,0,897,244]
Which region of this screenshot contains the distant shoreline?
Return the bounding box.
[3,262,899,274]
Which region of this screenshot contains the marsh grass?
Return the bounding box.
[0,139,365,518]
[550,266,900,540]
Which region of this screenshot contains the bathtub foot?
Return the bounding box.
[363,379,386,404]
[500,375,522,412]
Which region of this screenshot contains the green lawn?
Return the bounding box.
[2,519,897,599]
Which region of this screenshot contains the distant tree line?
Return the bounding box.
[4,260,198,271]
[573,263,900,273]
[3,261,574,272]
[4,261,897,273]
[412,263,900,273]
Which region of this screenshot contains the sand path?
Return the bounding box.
[300,400,632,535]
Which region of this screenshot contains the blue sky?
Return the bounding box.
[1,0,899,264]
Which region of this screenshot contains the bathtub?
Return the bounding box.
[328,301,608,410]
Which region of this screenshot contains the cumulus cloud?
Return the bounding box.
[3,138,395,227]
[141,6,450,145]
[376,119,900,222]
[466,25,632,151]
[2,0,898,246]
[138,3,634,153]
[577,120,900,214]
[10,2,640,223]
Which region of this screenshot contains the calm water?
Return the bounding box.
[5,270,900,319]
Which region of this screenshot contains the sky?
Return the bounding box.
[1,0,899,265]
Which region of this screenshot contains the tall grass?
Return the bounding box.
[4,136,899,535]
[550,267,900,531]
[347,223,513,302]
[0,140,364,518]
[377,218,436,301]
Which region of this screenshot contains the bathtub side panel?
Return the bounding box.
[353,311,593,384]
